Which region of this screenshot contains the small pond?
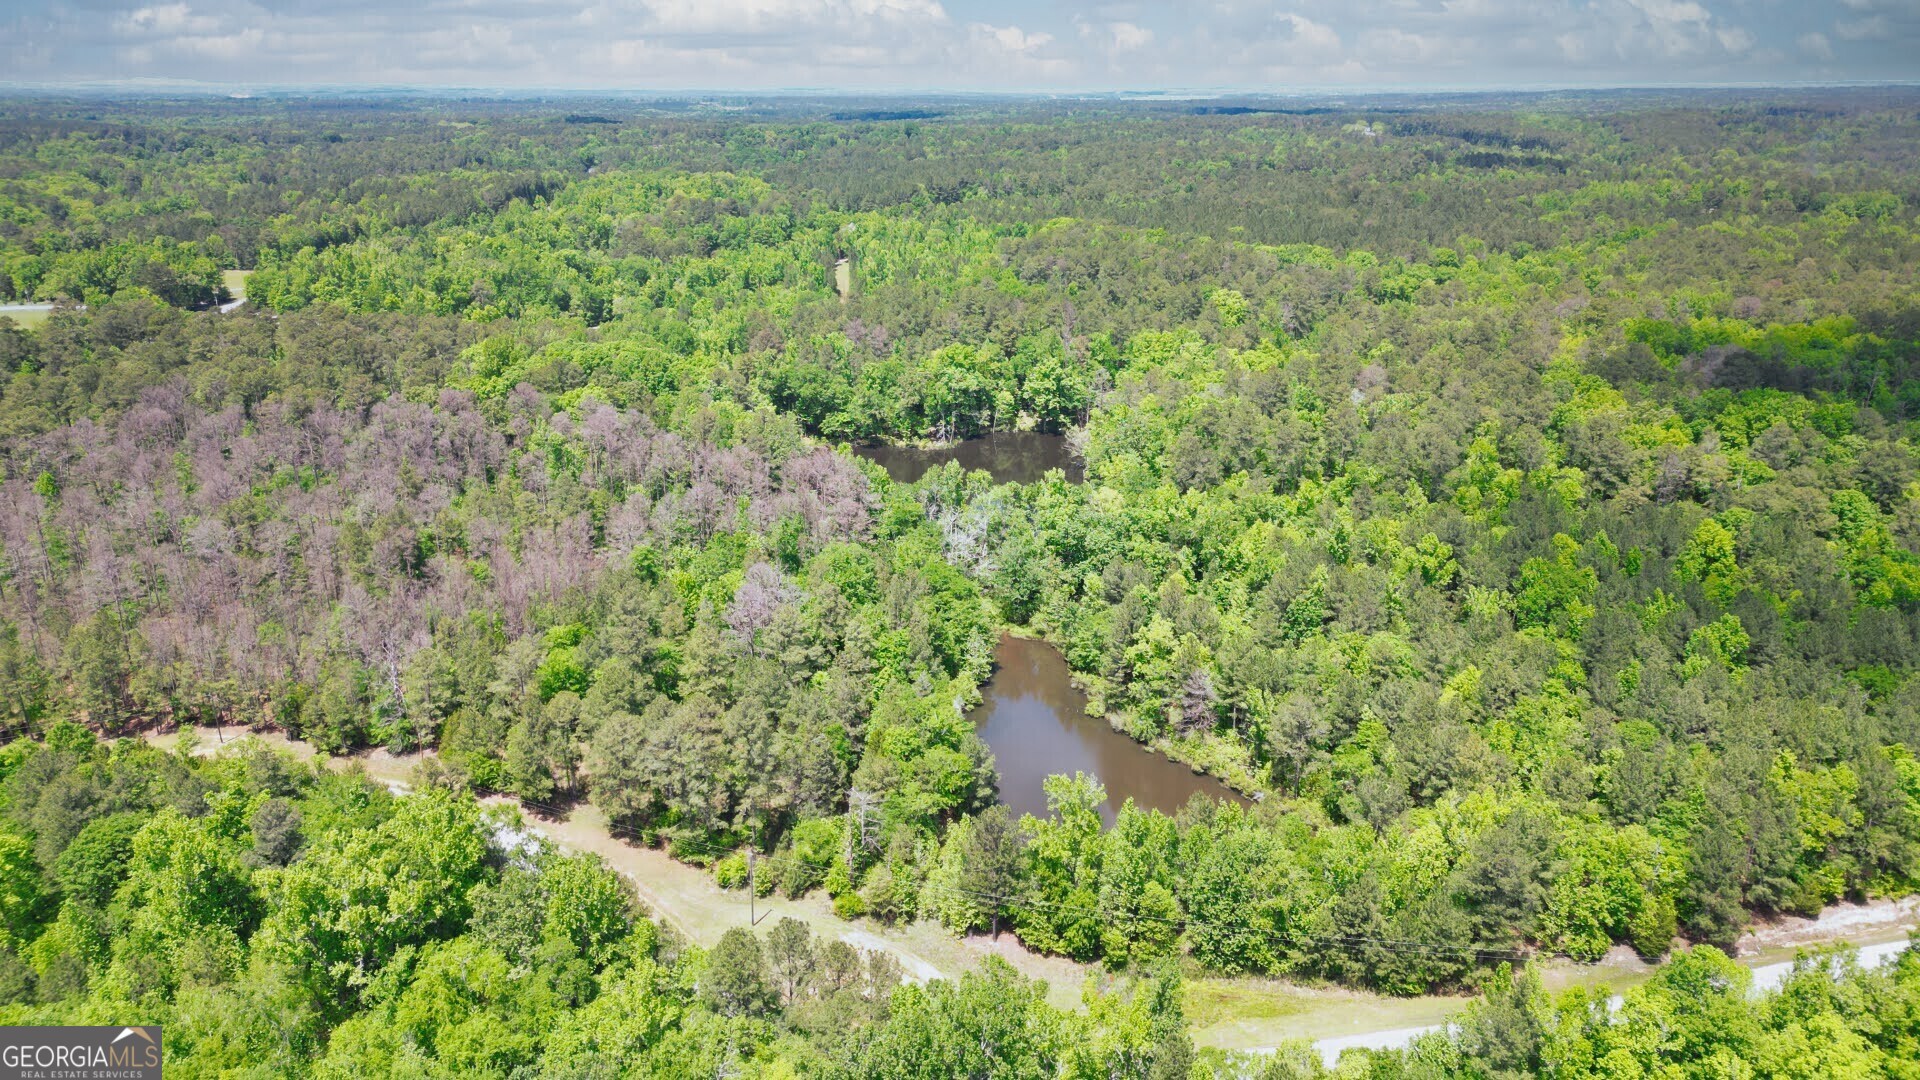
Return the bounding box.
[854,432,1082,485]
[970,634,1245,827]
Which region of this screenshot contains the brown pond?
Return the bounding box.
[854,432,1083,485]
[970,634,1245,827]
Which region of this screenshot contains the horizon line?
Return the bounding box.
[3,79,1919,100]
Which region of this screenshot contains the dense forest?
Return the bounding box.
[2,89,1920,1074]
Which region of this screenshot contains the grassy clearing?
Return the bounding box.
[0,307,51,329]
[1185,978,1312,1027]
[223,268,253,300]
[1185,977,1466,1049]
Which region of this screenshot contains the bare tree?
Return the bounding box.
[725,563,800,658]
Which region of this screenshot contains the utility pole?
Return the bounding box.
[747,807,768,926]
[746,848,769,926]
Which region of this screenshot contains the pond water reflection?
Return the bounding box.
[853,432,1082,485]
[970,634,1245,827]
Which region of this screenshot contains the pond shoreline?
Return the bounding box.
[849,430,1084,485]
[970,632,1244,825]
[134,723,1920,1058]
[1002,624,1270,799]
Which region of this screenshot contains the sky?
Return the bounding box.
[2,0,1917,92]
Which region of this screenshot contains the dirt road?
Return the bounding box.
[146,726,1088,1006]
[151,724,1914,1057]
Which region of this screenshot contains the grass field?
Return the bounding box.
[0,306,52,329]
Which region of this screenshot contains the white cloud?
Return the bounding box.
[1618,0,1734,58]
[1835,15,1890,40]
[974,23,1053,52]
[113,3,223,37]
[1279,12,1341,54]
[1626,0,1712,24]
[179,27,268,59]
[642,0,949,36]
[1360,26,1444,65]
[3,0,1917,89]
[1072,15,1154,73]
[1075,17,1151,55]
[1188,0,1776,85]
[1110,20,1152,51]
[109,2,280,66]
